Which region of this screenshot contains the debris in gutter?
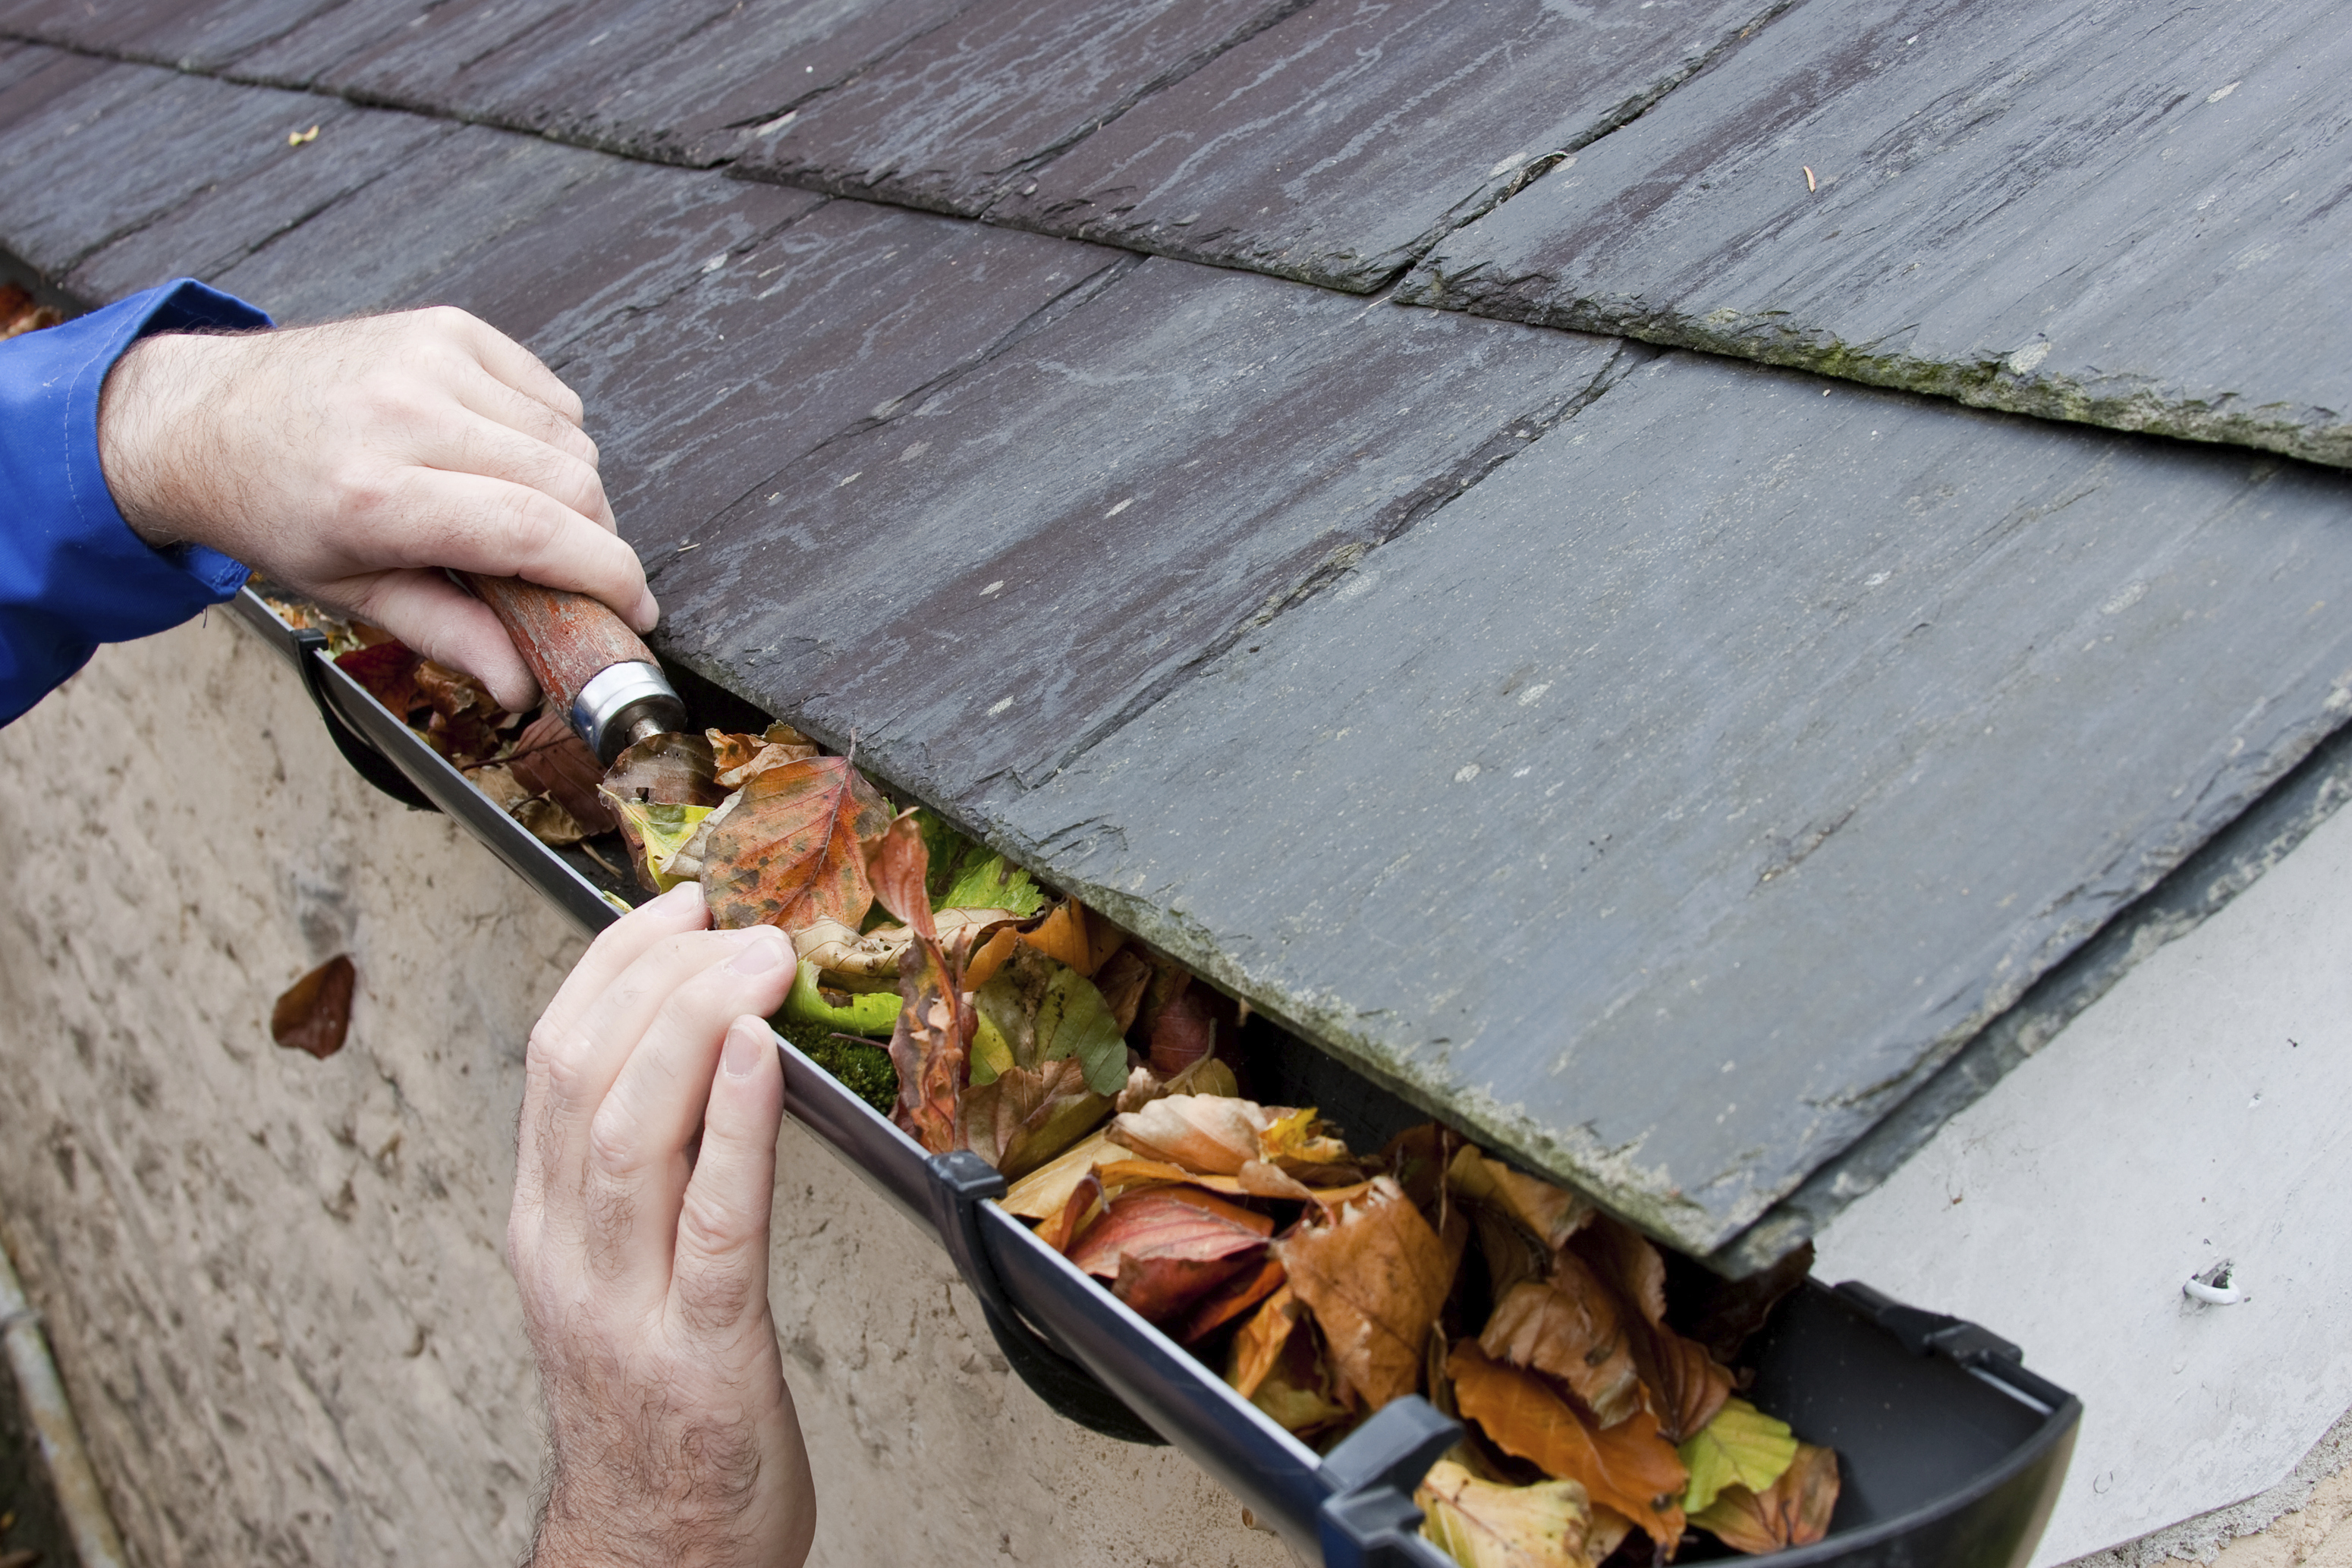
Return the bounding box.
[0,285,60,342]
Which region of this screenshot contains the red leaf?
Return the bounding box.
[1068,1187,1273,1281]
[335,642,422,718]
[703,756,892,933]
[1178,1254,1288,1343]
[1112,1250,1261,1324]
[864,809,935,941]
[272,955,355,1060]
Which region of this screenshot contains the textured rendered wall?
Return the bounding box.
[0,615,1288,1568]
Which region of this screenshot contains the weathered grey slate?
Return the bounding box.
[992,0,1774,293]
[545,202,1127,558]
[236,0,978,167]
[201,126,807,348]
[0,0,340,71]
[951,352,2352,1255]
[0,58,338,281]
[1403,0,2352,470]
[731,0,1308,215]
[651,258,1631,807]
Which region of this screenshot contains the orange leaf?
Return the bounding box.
[1275,1176,1456,1411]
[1034,1172,1105,1255]
[703,756,891,933]
[706,723,818,787]
[1112,1249,1262,1324]
[1690,1442,1840,1554]
[271,955,354,1061]
[1179,1255,1288,1343]
[1446,1143,1594,1252]
[863,809,935,941]
[1227,1284,1304,1399]
[1449,1341,1689,1548]
[1480,1261,1645,1428]
[1023,900,1122,976]
[1644,1324,1734,1444]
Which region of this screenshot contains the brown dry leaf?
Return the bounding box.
[1227,1284,1305,1399]
[1688,1442,1839,1554]
[965,1057,1113,1180]
[514,795,590,847]
[1480,1260,1645,1428]
[1586,1508,1634,1566]
[1023,899,1123,976]
[602,730,727,807]
[1108,1093,1266,1174]
[470,763,532,812]
[1002,1130,1119,1219]
[1384,1123,1473,1216]
[1572,1215,1669,1328]
[863,809,934,939]
[507,712,616,832]
[1096,947,1152,1032]
[272,955,355,1060]
[1447,1145,1594,1252]
[1146,976,1225,1076]
[1248,1312,1355,1438]
[0,281,61,339]
[962,923,1021,989]
[1414,1457,1597,1568]
[1034,1173,1105,1255]
[1178,1254,1288,1343]
[1275,1175,1456,1411]
[703,756,891,934]
[708,723,819,787]
[1643,1327,1734,1447]
[1448,1342,1689,1548]
[885,931,970,1154]
[1114,1054,1240,1114]
[1112,1247,1262,1324]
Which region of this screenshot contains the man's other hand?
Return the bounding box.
[96,306,655,712]
[509,883,816,1568]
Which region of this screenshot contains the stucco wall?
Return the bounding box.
[0,615,1290,1568]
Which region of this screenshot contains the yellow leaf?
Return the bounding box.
[1417,1458,1596,1568]
[613,799,712,891]
[1678,1397,1798,1514]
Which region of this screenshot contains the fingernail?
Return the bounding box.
[634,589,660,631]
[728,927,790,975]
[647,881,705,916]
[722,1017,768,1079]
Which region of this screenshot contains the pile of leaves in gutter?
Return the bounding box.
[1,282,63,341]
[261,597,1841,1566]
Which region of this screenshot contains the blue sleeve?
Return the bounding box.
[0,279,274,727]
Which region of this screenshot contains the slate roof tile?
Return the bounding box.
[729,0,1311,215]
[0,0,339,72]
[1401,0,2352,468]
[973,356,2352,1251]
[992,0,1776,293]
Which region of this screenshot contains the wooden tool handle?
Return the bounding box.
[460,573,656,714]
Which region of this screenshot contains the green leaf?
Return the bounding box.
[778,960,903,1036]
[917,808,1046,918]
[1678,1397,1798,1515]
[973,945,1131,1096]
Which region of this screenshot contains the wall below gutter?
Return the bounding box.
[0,618,1290,1567]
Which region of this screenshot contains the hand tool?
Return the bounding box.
[459,573,688,763]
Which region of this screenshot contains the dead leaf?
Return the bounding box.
[885,930,970,1154]
[506,712,615,832]
[1146,975,1225,1076]
[0,281,61,340]
[1178,1254,1288,1343]
[1228,1284,1305,1399]
[1109,1093,1266,1174]
[1567,1214,1731,1441]
[470,763,532,812]
[1096,947,1152,1032]
[1571,1216,1668,1329]
[1677,1242,1814,1365]
[1448,1342,1688,1548]
[1023,899,1123,976]
[335,642,422,718]
[1415,1456,1597,1568]
[1384,1123,1473,1217]
[1276,1176,1456,1411]
[703,756,891,934]
[1069,1187,1273,1321]
[514,795,590,847]
[1447,1145,1594,1252]
[1480,1261,1645,1428]
[1035,1172,1105,1255]
[863,809,934,940]
[602,730,727,808]
[1002,1129,1119,1219]
[1248,1310,1354,1438]
[965,1057,1114,1180]
[1259,1105,1359,1179]
[708,722,819,787]
[1113,1053,1240,1113]
[272,955,355,1060]
[1688,1441,1838,1554]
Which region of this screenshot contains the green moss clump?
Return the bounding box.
[776,1016,898,1116]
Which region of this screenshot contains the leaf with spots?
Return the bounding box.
[703,756,892,934]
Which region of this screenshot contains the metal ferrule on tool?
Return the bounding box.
[574,660,688,763]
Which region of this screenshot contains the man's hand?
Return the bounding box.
[509,883,816,1568]
[96,306,654,712]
